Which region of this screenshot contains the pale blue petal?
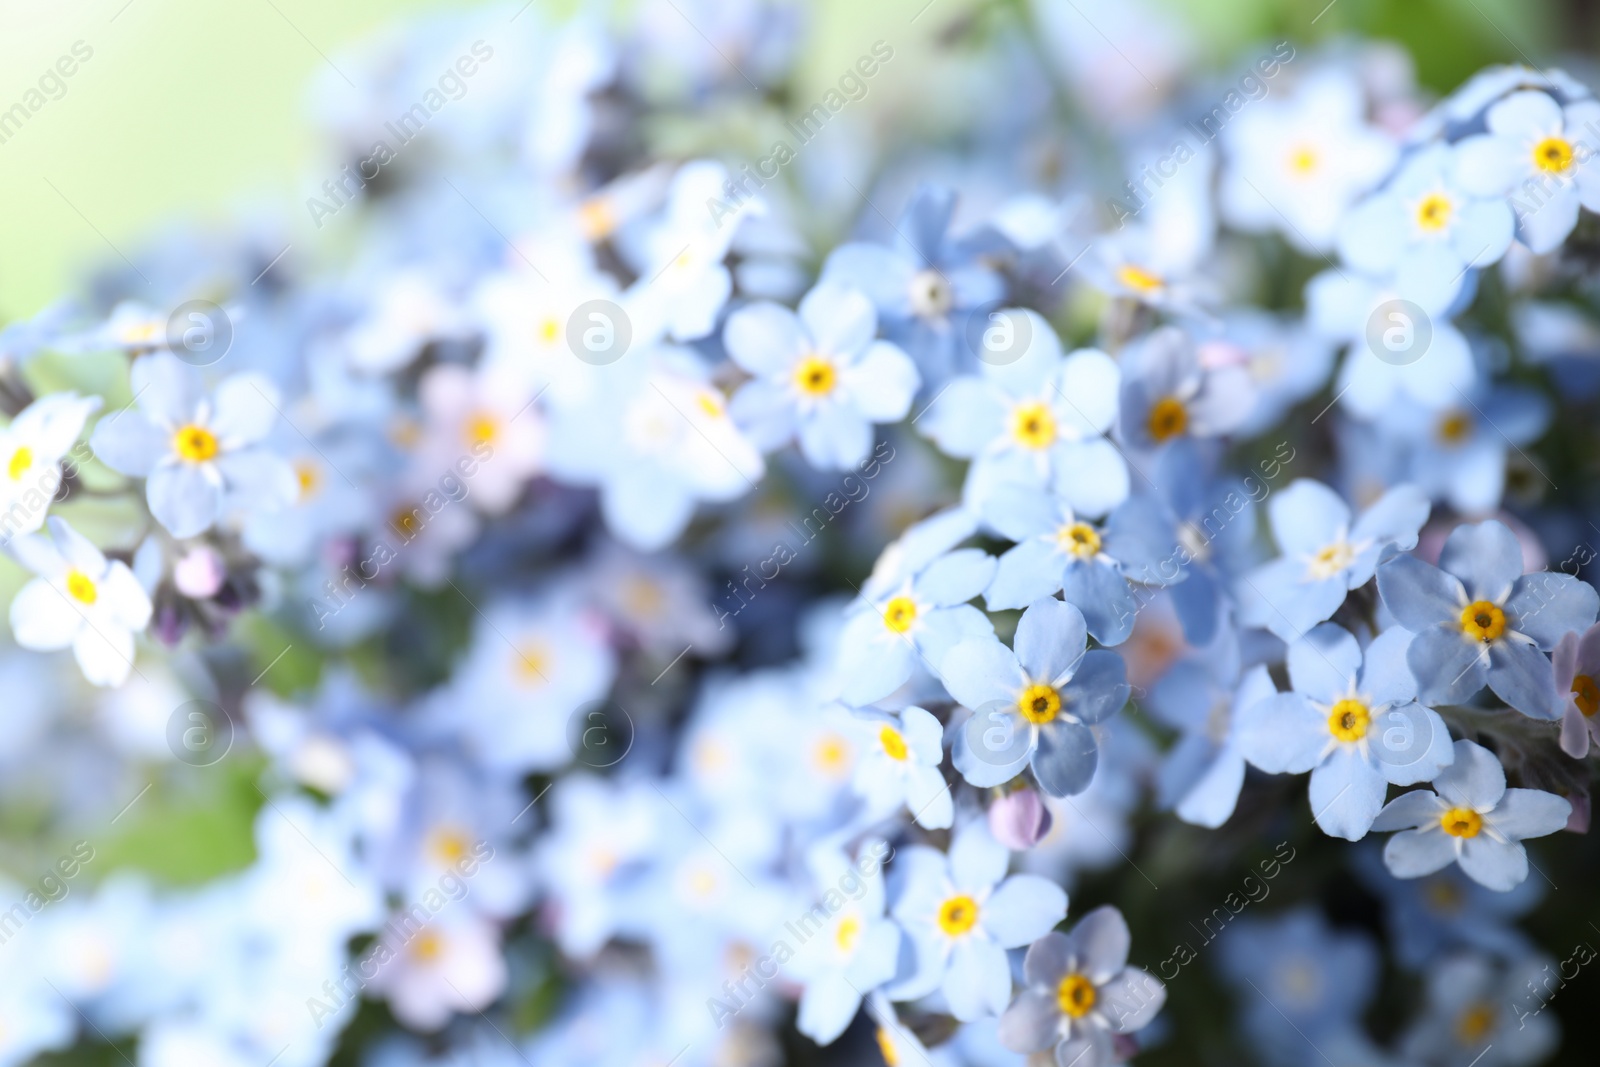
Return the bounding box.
[1175,745,1246,829]
[986,539,1066,610]
[944,938,1011,1021]
[799,282,877,358]
[724,301,804,376]
[847,342,919,421]
[1433,739,1506,810]
[1486,788,1570,840]
[799,403,872,469]
[1022,930,1072,985]
[922,377,1005,457]
[1383,827,1458,879]
[1506,571,1599,649]
[998,988,1059,1053]
[1099,969,1166,1033]
[1031,718,1098,796]
[1360,626,1418,706]
[1061,650,1128,724]
[1372,788,1446,831]
[1309,747,1387,840]
[1063,905,1131,983]
[954,717,1031,787]
[798,973,864,1045]
[1407,625,1487,706]
[940,636,1024,710]
[1287,623,1362,704]
[982,875,1067,948]
[1450,198,1515,266]
[1236,692,1325,774]
[1371,704,1455,786]
[147,464,222,538]
[1458,836,1528,891]
[89,413,167,476]
[1062,558,1136,646]
[1014,597,1088,683]
[729,379,800,450]
[1052,438,1130,519]
[949,822,1010,893]
[1378,555,1464,631]
[1440,520,1523,602]
[917,549,998,607]
[1269,480,1350,557]
[1486,640,1558,720]
[980,481,1060,543]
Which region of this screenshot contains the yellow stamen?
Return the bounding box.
[1533,137,1574,174]
[66,570,98,605]
[1327,698,1370,742]
[1116,264,1163,294]
[172,424,219,463]
[1416,193,1453,232]
[1058,521,1102,561]
[1018,683,1062,724]
[1441,807,1483,838]
[882,596,917,634]
[1146,397,1188,442]
[937,894,979,936]
[880,725,909,761]
[835,915,862,953]
[7,446,32,480]
[1573,673,1599,717]
[1460,601,1506,643]
[1057,973,1097,1018]
[794,355,837,397]
[1011,401,1057,449]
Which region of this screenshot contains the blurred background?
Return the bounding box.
[0,0,1571,322]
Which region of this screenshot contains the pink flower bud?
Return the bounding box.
[989,788,1053,850]
[174,545,227,599]
[1565,789,1589,835]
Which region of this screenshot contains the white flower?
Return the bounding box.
[0,392,101,538]
[8,517,151,686]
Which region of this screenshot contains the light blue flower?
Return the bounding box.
[849,705,953,830]
[1380,385,1550,515]
[888,821,1066,1021]
[920,312,1126,517]
[88,353,297,538]
[1376,519,1599,717]
[1353,847,1541,969]
[1337,142,1515,307]
[1372,739,1570,892]
[1217,907,1379,1063]
[833,508,995,707]
[724,282,918,469]
[997,906,1166,1067]
[1238,478,1430,643]
[789,842,901,1045]
[981,485,1177,646]
[821,185,1006,385]
[1237,623,1455,840]
[1117,326,1256,452]
[943,598,1129,797]
[1148,649,1276,829]
[1455,89,1600,253]
[1400,952,1560,1067]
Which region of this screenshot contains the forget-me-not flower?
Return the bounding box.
[888,821,1066,1021]
[724,282,919,469]
[1238,623,1455,840]
[1118,326,1256,452]
[1373,739,1570,891]
[943,597,1129,797]
[89,353,297,538]
[1376,519,1598,717]
[1237,478,1430,642]
[997,906,1166,1067]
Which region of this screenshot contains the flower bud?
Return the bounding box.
[989,787,1052,850]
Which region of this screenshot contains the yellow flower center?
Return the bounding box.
[1018,683,1062,724]
[1533,136,1574,174]
[1436,410,1473,445]
[576,197,617,240]
[1287,144,1320,176]
[1011,401,1057,449]
[880,725,909,761]
[538,316,562,345]
[1457,1001,1495,1042]
[7,446,32,480]
[1424,877,1463,914]
[427,826,471,865]
[814,733,852,777]
[1057,973,1098,1018]
[1057,521,1102,560]
[695,389,725,418]
[1460,601,1506,643]
[65,569,98,605]
[513,641,550,685]
[465,413,498,447]
[1116,263,1164,294]
[1441,806,1483,838]
[390,505,423,539]
[1327,698,1371,742]
[937,894,980,936]
[908,270,953,318]
[172,424,219,463]
[882,595,917,634]
[294,459,321,500]
[1573,673,1599,717]
[1147,396,1188,442]
[1415,193,1453,232]
[411,929,444,962]
[835,915,862,953]
[794,355,837,397]
[1307,540,1356,580]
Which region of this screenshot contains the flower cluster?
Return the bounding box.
[3,4,1600,1067]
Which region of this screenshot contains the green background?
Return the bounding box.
[0,0,1565,323]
